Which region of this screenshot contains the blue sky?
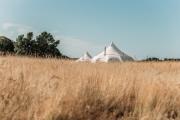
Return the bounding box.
[0,0,180,59]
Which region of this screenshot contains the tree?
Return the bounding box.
[0,36,14,53]
[143,57,161,61]
[14,32,37,55]
[36,31,62,57]
[14,31,62,57]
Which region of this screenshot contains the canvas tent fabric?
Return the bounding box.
[92,42,134,62]
[76,52,92,62]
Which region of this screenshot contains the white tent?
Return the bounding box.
[92,42,134,62]
[76,52,92,62]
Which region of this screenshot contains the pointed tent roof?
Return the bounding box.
[84,52,92,59]
[77,52,92,62]
[92,42,134,62]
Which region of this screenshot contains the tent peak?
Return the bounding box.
[84,51,92,58]
[76,51,92,62]
[85,51,90,54]
[110,41,115,46]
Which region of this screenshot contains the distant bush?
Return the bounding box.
[0,36,14,54]
[143,57,162,62]
[142,57,180,62]
[164,58,180,61]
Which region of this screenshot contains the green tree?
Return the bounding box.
[14,32,36,55]
[36,31,62,57]
[14,31,62,57]
[0,36,14,53]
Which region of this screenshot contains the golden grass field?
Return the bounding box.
[0,56,180,120]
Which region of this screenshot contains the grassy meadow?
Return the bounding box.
[0,56,180,120]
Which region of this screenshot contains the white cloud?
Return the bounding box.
[2,22,32,32]
[2,23,14,30]
[1,22,34,39]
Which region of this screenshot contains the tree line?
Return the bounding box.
[0,31,68,58]
[142,57,180,62]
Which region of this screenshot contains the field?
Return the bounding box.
[0,56,180,120]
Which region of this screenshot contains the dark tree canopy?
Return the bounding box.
[14,32,36,55]
[142,57,161,62]
[14,31,62,57]
[36,32,62,57]
[0,36,14,53]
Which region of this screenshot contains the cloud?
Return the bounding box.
[2,23,14,30]
[1,22,34,39]
[2,22,32,32]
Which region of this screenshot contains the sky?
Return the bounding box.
[0,0,180,59]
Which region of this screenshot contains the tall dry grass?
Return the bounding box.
[0,56,180,120]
